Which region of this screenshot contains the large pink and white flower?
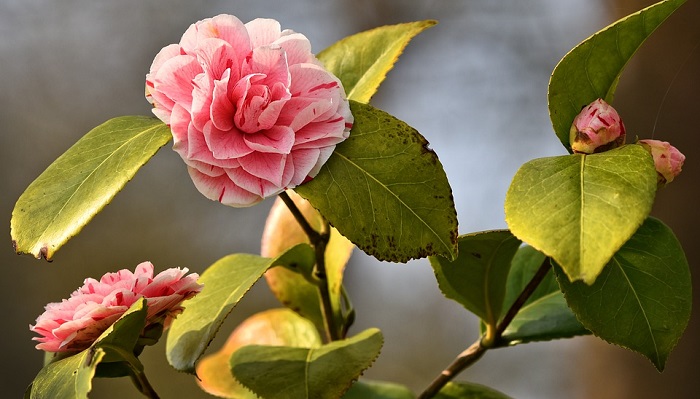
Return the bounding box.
[30,262,202,353]
[146,15,353,207]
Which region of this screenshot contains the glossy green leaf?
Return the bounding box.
[231,328,383,399]
[197,309,321,399]
[28,348,105,399]
[555,217,691,370]
[11,116,171,260]
[505,144,657,284]
[501,246,554,312]
[319,20,436,104]
[29,299,149,398]
[262,191,355,336]
[430,231,520,328]
[166,245,315,373]
[548,0,686,149]
[296,101,458,263]
[343,380,415,399]
[93,298,148,364]
[434,382,512,399]
[500,246,588,345]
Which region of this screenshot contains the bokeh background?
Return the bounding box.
[2,1,698,398]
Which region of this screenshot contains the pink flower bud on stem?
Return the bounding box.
[569,99,626,154]
[638,139,685,185]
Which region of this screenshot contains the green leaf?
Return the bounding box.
[318,20,436,104]
[197,309,321,399]
[262,192,355,336]
[343,380,415,399]
[296,101,458,263]
[93,297,148,364]
[231,328,383,399]
[555,217,691,370]
[505,144,657,284]
[30,299,150,397]
[548,0,686,150]
[28,348,105,399]
[430,231,520,328]
[11,116,171,260]
[434,382,512,399]
[166,245,315,373]
[500,246,588,345]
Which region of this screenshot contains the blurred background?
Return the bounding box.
[1,0,698,398]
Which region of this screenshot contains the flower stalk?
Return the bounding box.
[278,191,341,341]
[419,258,552,398]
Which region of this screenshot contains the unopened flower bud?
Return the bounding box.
[569,99,626,154]
[638,139,685,185]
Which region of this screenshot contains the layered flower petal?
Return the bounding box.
[30,262,202,353]
[146,14,352,207]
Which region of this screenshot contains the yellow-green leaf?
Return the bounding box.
[548,0,686,150]
[505,145,656,284]
[319,21,436,103]
[11,116,171,260]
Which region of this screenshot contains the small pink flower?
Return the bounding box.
[30,262,202,353]
[569,99,626,154]
[638,139,685,185]
[146,15,353,207]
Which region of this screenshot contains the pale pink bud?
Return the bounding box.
[569,99,626,154]
[638,139,685,185]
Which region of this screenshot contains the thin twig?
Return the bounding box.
[278,191,340,341]
[418,257,552,398]
[417,340,486,399]
[494,257,552,341]
[278,191,320,241]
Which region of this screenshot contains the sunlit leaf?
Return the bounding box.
[505,145,657,284]
[434,382,512,399]
[28,299,149,398]
[28,348,105,399]
[319,20,436,104]
[548,0,686,150]
[197,309,321,398]
[500,246,588,345]
[296,101,458,263]
[555,217,691,370]
[262,191,354,336]
[343,380,415,399]
[11,116,171,260]
[166,245,315,373]
[232,328,383,399]
[430,231,520,328]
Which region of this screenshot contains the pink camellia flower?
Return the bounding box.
[146,15,353,207]
[569,98,626,154]
[30,262,202,353]
[638,139,685,185]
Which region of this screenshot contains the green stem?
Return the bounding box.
[99,345,160,399]
[278,191,340,341]
[418,257,552,398]
[492,257,552,345]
